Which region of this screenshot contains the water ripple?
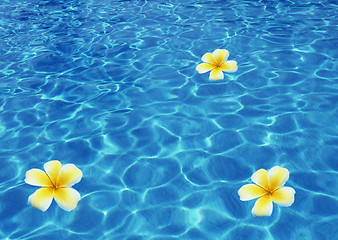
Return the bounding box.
[0,0,337,239]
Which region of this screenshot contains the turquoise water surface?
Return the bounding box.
[0,0,338,239]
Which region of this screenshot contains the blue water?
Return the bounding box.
[0,0,337,239]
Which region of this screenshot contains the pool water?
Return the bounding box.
[1,0,338,239]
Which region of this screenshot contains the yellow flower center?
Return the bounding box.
[45,173,57,190]
[267,188,278,196]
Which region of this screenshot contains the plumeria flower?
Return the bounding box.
[196,49,238,81]
[25,160,83,212]
[238,166,295,217]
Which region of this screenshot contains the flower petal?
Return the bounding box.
[28,187,54,212]
[44,160,62,187]
[25,169,52,187]
[56,164,83,187]
[209,67,224,81]
[220,60,238,73]
[201,52,216,64]
[268,166,289,191]
[54,187,81,211]
[213,49,229,65]
[252,194,273,217]
[238,184,268,201]
[196,63,215,74]
[271,187,296,207]
[251,169,269,191]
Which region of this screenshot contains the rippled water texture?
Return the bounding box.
[0,0,338,239]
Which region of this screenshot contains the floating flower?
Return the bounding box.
[196,49,238,80]
[238,166,295,217]
[25,160,82,212]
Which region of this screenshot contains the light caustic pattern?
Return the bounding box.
[0,0,337,239]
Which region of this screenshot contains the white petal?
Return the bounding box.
[238,184,268,201]
[54,187,81,211]
[212,49,229,65]
[28,188,54,212]
[25,169,52,187]
[220,60,238,73]
[251,195,273,217]
[251,169,269,191]
[196,63,215,73]
[201,52,216,64]
[209,68,224,81]
[44,160,62,186]
[268,166,289,191]
[271,187,296,207]
[56,164,83,187]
